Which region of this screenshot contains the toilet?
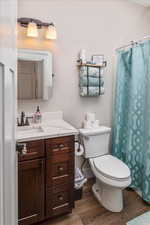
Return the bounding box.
[79,126,131,212]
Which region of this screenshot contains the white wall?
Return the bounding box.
[130,0,150,6]
[18,0,150,129]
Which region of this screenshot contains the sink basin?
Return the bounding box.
[16,119,78,142]
[17,125,43,133]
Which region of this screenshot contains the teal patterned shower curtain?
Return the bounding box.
[112,40,150,203]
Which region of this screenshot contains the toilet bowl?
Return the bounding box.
[79,126,131,212]
[89,155,131,212]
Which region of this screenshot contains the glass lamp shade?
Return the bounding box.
[27,22,38,37]
[45,24,57,40]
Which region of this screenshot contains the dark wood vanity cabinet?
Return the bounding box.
[18,136,75,225]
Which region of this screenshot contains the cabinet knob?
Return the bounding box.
[58,195,63,201]
[58,166,64,171]
[59,144,64,149]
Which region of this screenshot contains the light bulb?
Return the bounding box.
[27,21,38,38]
[45,24,57,40]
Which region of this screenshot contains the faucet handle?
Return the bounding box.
[20,111,25,126]
[25,117,30,126]
[21,111,25,118]
[17,118,21,126]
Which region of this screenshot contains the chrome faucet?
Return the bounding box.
[17,111,30,126]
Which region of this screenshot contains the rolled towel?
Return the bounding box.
[80,76,100,87]
[79,66,99,77]
[88,67,99,77]
[80,87,100,96]
[80,66,87,76]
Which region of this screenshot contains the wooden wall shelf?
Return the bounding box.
[77,62,106,68]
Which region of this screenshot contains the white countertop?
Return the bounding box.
[17,111,78,142]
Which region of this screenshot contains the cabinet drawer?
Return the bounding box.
[46,156,74,178]
[53,152,73,164]
[51,203,71,217]
[52,162,69,177]
[52,175,70,193]
[46,136,74,158]
[47,175,71,194]
[52,192,69,207]
[18,140,45,162]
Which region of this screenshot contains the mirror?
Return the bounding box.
[17,49,52,100]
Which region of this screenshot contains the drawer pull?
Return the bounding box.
[53,203,69,210]
[59,144,65,149]
[58,166,64,171]
[26,152,38,157]
[18,213,38,222]
[58,195,63,201]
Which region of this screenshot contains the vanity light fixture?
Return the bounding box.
[45,23,57,40]
[18,17,57,40]
[27,21,38,38]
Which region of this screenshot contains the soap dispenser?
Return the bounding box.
[34,106,42,123]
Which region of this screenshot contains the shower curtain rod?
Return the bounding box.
[116,35,150,51]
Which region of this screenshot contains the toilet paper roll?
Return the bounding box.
[75,143,84,156]
[86,112,95,122]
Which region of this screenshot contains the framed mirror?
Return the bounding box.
[18,49,52,101]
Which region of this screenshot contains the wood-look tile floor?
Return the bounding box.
[41,179,150,225]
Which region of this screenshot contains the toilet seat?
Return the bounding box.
[93,155,130,181]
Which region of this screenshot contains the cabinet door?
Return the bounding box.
[18,159,45,225]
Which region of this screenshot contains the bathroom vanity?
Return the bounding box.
[17,112,78,225]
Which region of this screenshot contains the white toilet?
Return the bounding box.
[79,126,131,212]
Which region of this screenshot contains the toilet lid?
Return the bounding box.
[93,155,130,180]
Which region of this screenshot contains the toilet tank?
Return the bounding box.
[79,126,111,158]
